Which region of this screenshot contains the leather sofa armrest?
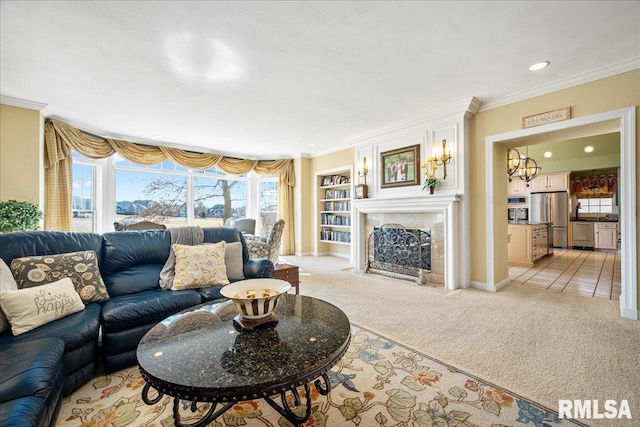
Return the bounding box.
[244,259,274,279]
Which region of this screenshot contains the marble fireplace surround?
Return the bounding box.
[352,194,462,290]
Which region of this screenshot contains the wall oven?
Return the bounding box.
[507,194,529,207]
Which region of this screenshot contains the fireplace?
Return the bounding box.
[352,194,462,289]
[368,224,431,281]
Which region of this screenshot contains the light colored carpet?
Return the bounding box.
[58,325,587,426]
[282,255,639,427]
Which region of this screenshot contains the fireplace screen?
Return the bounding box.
[367,224,431,278]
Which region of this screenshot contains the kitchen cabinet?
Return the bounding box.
[594,223,618,250]
[508,223,549,267]
[508,225,531,265]
[533,225,549,259]
[530,172,569,193]
[508,179,530,194]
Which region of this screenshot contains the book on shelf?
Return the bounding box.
[323,201,351,212]
[324,189,351,199]
[320,229,351,243]
[321,174,351,187]
[321,213,351,226]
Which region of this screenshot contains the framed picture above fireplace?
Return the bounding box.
[380,144,420,188]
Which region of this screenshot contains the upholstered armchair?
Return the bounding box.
[247,219,285,265]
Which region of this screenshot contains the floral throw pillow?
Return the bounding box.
[10,250,110,304]
[172,242,230,290]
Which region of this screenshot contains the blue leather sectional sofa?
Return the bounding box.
[0,227,273,427]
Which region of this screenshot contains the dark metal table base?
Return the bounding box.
[141,372,332,427]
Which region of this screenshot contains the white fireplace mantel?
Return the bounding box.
[352,194,464,290]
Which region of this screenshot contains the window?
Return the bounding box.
[113,155,257,229]
[115,169,188,227]
[258,178,278,235]
[72,153,98,232]
[71,152,278,232]
[578,198,614,214]
[193,176,247,227]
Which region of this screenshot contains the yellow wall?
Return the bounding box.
[294,156,312,255]
[0,104,44,207]
[469,70,640,297]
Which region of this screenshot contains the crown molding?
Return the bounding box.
[0,95,47,111]
[343,97,481,146]
[308,143,353,159]
[479,57,640,112]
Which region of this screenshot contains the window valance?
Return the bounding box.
[571,174,617,199]
[43,119,295,255]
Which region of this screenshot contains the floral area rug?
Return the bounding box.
[57,324,587,427]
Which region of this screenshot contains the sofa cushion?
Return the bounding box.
[0,302,101,352]
[224,241,245,280]
[11,250,109,303]
[100,289,201,333]
[0,231,103,271]
[196,285,224,302]
[102,264,163,297]
[202,228,249,262]
[172,242,229,290]
[101,230,171,276]
[0,337,65,401]
[0,337,65,427]
[0,278,85,336]
[0,259,18,333]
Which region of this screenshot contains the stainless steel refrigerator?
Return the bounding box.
[530,191,568,248]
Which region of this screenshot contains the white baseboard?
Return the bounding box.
[470,278,510,292]
[620,305,639,320]
[292,252,314,257]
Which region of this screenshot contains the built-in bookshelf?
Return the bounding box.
[318,170,352,246]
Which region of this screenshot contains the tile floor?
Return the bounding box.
[508,249,621,300]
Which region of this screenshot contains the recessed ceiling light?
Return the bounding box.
[154,134,164,139]
[308,143,316,147]
[528,61,550,71]
[543,151,553,158]
[584,146,594,153]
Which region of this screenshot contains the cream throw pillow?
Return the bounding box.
[224,241,245,281]
[0,259,19,333]
[171,242,230,290]
[0,277,85,336]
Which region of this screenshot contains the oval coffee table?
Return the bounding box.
[137,294,351,427]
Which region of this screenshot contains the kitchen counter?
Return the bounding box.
[507,221,551,226]
[571,219,618,223]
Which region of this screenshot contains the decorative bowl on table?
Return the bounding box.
[220,279,291,326]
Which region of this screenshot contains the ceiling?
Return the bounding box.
[518,132,620,163]
[1,1,639,160]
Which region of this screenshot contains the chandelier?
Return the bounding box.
[507,147,541,186]
[507,148,522,182]
[518,146,541,186]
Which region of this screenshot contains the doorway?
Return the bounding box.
[485,108,637,320]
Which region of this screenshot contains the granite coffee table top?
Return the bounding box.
[137,294,351,403]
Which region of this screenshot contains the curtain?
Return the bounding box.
[571,174,617,199]
[44,119,295,255]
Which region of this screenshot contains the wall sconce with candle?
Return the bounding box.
[355,157,369,199]
[357,157,369,185]
[434,139,453,180]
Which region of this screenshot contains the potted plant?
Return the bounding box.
[0,200,43,233]
[421,158,439,194]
